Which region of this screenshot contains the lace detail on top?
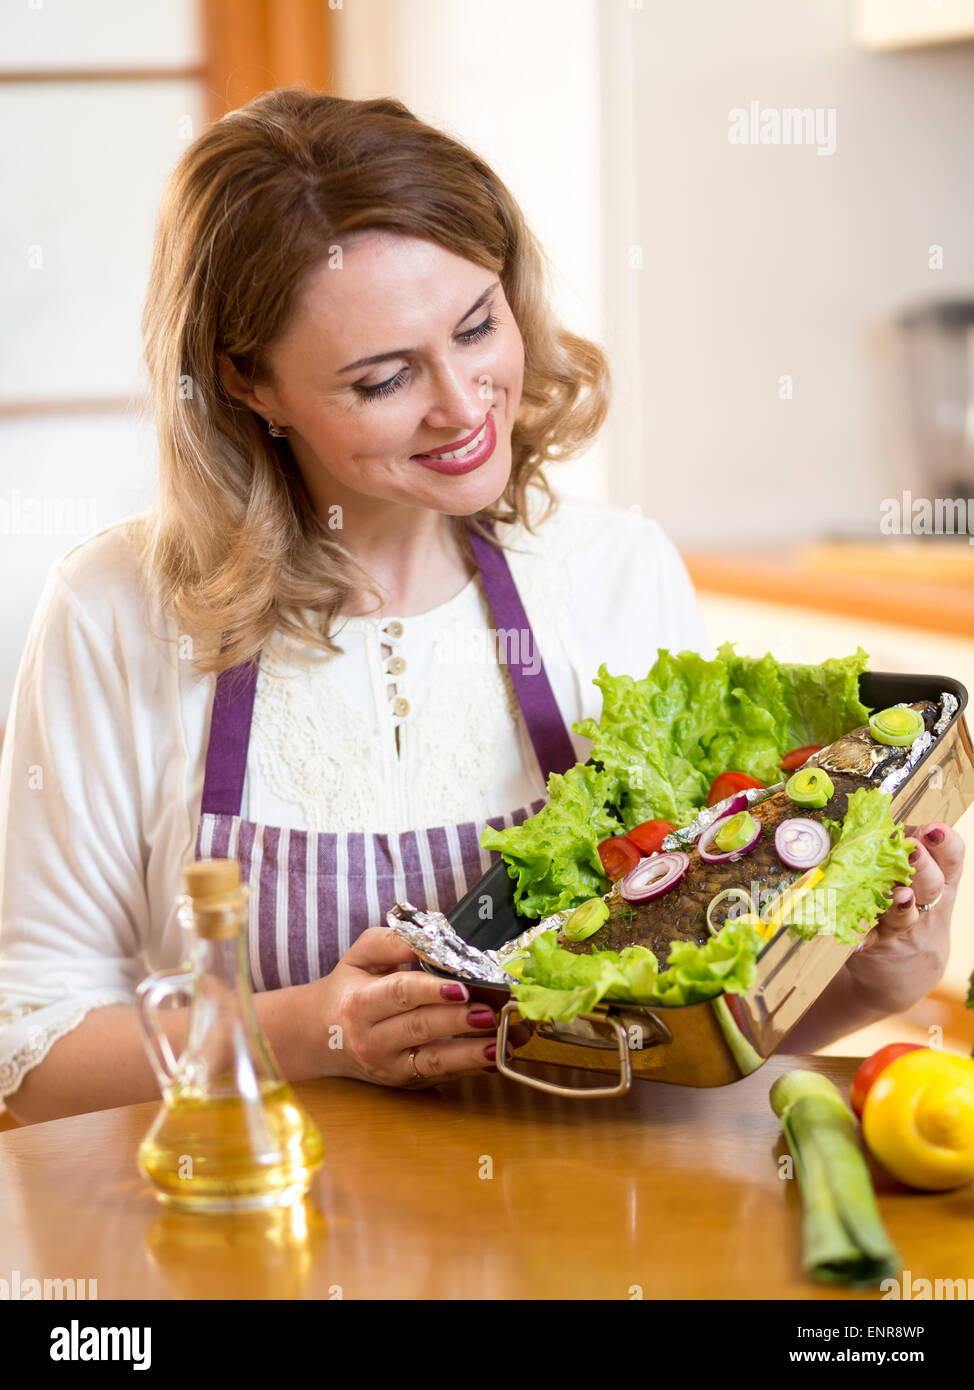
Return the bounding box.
[250,614,528,833]
[403,647,524,824]
[251,640,385,833]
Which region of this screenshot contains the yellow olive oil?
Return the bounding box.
[135,858,326,1214]
[138,1079,324,1213]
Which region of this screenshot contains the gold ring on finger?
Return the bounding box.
[408,1046,421,1081]
[916,889,944,913]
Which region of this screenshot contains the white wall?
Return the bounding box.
[334,0,609,506]
[600,0,974,546]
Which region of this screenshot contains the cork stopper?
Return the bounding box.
[183,859,241,901]
[181,859,245,938]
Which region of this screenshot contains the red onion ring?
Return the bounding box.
[710,791,751,819]
[774,817,831,871]
[619,851,690,904]
[697,810,763,863]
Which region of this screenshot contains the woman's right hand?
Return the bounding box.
[307,927,531,1088]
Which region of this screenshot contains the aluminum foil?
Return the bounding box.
[494,913,569,962]
[385,902,517,985]
[385,901,569,984]
[877,694,957,797]
[808,700,933,782]
[804,696,954,800]
[660,781,785,853]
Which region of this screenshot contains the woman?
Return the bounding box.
[0,90,963,1123]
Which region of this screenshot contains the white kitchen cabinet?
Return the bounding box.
[853,0,974,50]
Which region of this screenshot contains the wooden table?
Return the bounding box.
[1,1053,972,1301]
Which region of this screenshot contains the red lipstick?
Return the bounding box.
[412,410,497,476]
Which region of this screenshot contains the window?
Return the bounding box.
[0,0,333,718]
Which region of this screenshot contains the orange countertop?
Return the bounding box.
[682,540,974,638]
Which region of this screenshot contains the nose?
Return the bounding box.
[421,360,491,435]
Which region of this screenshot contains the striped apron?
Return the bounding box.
[193,521,577,991]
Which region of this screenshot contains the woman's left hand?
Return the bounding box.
[843,821,965,1015]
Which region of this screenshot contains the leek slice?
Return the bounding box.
[785,767,834,809]
[868,706,923,747]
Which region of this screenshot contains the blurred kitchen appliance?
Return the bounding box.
[899,299,974,513]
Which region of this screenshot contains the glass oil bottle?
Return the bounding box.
[135,858,324,1213]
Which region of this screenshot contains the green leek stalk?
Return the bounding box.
[711,996,764,1076]
[770,1069,901,1287]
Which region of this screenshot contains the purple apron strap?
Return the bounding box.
[199,518,577,815]
[465,519,577,780]
[200,659,260,816]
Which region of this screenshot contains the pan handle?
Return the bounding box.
[495,1001,633,1098]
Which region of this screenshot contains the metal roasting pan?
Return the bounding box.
[429,672,974,1098]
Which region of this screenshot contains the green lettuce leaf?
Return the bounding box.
[511,919,765,1022]
[767,645,873,752]
[579,644,872,828]
[482,644,873,920]
[479,764,619,919]
[781,788,915,944]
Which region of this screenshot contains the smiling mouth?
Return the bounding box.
[411,410,497,475]
[412,413,490,462]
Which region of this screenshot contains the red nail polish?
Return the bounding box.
[441,982,469,1002]
[925,828,945,846]
[467,1008,495,1028]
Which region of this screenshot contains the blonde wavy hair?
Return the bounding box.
[134,86,610,676]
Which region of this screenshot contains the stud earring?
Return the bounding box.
[267,421,288,438]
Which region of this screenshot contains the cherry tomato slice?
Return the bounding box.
[705,771,766,808]
[779,744,824,773]
[850,1042,926,1119]
[627,820,676,855]
[597,834,643,882]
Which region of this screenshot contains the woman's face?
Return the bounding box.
[244,231,525,520]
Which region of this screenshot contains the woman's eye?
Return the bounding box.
[353,312,500,402]
[356,368,408,402]
[457,311,499,344]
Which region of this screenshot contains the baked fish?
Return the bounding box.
[560,702,938,964]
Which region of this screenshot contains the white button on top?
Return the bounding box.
[383,620,404,640]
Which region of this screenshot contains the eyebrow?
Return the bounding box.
[335,281,501,374]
